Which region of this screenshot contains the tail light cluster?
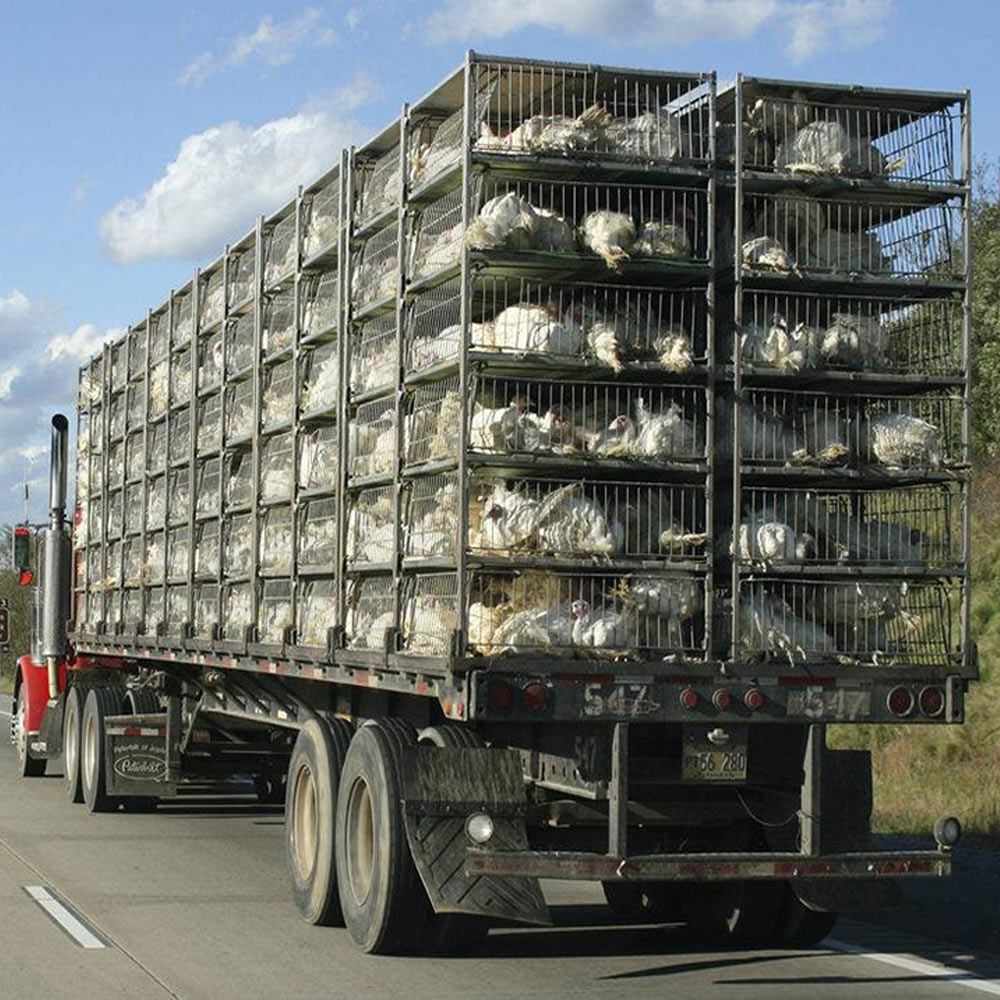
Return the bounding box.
[487,678,550,715]
[681,687,765,712]
[887,684,945,718]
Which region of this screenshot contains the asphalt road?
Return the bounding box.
[1,695,999,1000]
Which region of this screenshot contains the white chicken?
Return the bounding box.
[865,413,944,468]
[589,414,637,456]
[532,208,577,253]
[653,328,695,373]
[487,304,584,356]
[503,104,612,153]
[734,512,814,565]
[634,398,699,462]
[741,316,821,373]
[738,594,837,664]
[403,599,454,656]
[633,221,691,259]
[821,313,890,369]
[775,120,889,178]
[478,483,541,551]
[616,575,701,623]
[580,211,636,270]
[570,599,630,651]
[741,235,796,272]
[606,110,682,160]
[466,193,538,251]
[470,397,528,452]
[467,601,506,652]
[490,605,575,655]
[535,486,624,556]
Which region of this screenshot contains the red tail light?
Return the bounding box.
[679,688,700,711]
[918,686,945,718]
[744,688,765,712]
[713,689,732,711]
[520,682,549,714]
[887,685,915,717]
[487,679,514,714]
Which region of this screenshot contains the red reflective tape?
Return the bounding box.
[779,676,836,687]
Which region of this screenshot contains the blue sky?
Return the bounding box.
[0,0,994,523]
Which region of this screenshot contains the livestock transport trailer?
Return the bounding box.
[10,54,973,954]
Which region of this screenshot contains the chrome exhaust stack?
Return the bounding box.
[40,415,71,698]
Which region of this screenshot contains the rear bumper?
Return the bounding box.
[466,848,951,882]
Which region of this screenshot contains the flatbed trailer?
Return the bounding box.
[10,54,972,954]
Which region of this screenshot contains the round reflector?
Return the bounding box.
[487,679,514,714]
[933,815,962,848]
[918,685,945,718]
[744,688,765,712]
[886,685,915,717]
[679,688,700,711]
[520,682,549,714]
[713,689,733,711]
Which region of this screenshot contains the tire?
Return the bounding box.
[602,880,645,918]
[62,685,86,802]
[687,881,785,948]
[12,683,46,778]
[773,886,839,947]
[80,688,124,812]
[602,881,683,921]
[335,721,427,954]
[123,688,160,715]
[285,717,351,926]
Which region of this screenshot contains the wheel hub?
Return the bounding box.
[346,777,375,906]
[290,762,319,882]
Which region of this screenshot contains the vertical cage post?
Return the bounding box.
[336,150,355,632]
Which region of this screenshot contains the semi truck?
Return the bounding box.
[9,53,972,955]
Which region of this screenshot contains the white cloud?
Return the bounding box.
[0,289,31,322]
[423,0,893,59]
[18,445,47,462]
[0,367,21,400]
[178,6,337,86]
[45,322,124,363]
[99,101,365,265]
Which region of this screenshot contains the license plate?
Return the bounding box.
[681,726,748,783]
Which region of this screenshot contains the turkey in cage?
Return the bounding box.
[588,397,701,465]
[260,434,294,502]
[259,584,293,643]
[260,511,293,576]
[143,535,165,585]
[775,118,890,178]
[740,315,821,374]
[149,362,168,418]
[407,479,460,558]
[465,193,575,255]
[351,249,398,307]
[225,384,253,443]
[223,584,252,638]
[820,313,890,369]
[225,452,252,510]
[346,492,395,564]
[299,426,338,492]
[351,322,397,395]
[301,343,339,414]
[344,580,395,650]
[297,581,335,647]
[348,408,395,480]
[304,184,339,259]
[168,470,190,525]
[727,508,816,566]
[223,517,252,576]
[864,412,945,469]
[261,363,294,430]
[200,273,225,329]
[484,102,613,156]
[167,531,189,581]
[194,587,218,637]
[298,501,337,569]
[736,593,838,665]
[480,303,584,359]
[195,522,220,578]
[402,589,457,656]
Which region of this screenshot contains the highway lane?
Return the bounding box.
[0,699,998,999]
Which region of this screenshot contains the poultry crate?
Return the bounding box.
[739,192,963,284]
[298,498,337,573]
[167,468,190,526]
[170,347,192,407]
[168,407,190,466]
[221,581,253,640]
[146,422,166,473]
[407,56,714,195]
[345,485,397,570]
[303,170,342,263]
[110,341,126,389]
[262,289,296,358]
[195,458,221,519]
[197,392,222,455]
[222,513,253,577]
[353,128,401,232]
[258,579,294,645]
[737,289,964,379]
[194,519,220,580]
[347,395,397,485]
[300,339,340,417]
[734,577,965,669]
[301,268,340,343]
[199,267,225,330]
[128,325,146,380]
[404,373,707,472]
[224,450,252,511]
[398,568,707,662]
[165,585,189,636]
[296,577,336,651]
[736,483,965,573]
[409,176,709,290]
[103,489,120,538]
[349,313,398,397]
[148,361,168,420]
[264,206,299,290]
[228,241,256,311]
[121,588,143,635]
[260,506,293,577]
[343,573,397,654]
[261,359,295,432]
[194,584,219,639]
[403,472,709,568]
[405,273,710,378]
[736,387,966,474]
[167,526,189,583]
[198,328,223,392]
[225,312,256,379]
[126,383,145,432]
[149,313,169,364]
[224,380,254,445]
[722,76,965,188]
[260,431,294,504]
[107,440,123,488]
[146,475,166,531]
[143,531,165,585]
[351,222,400,315]
[299,423,339,495]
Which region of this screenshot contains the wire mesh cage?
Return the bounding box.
[111,341,126,389]
[88,459,104,501]
[90,402,104,453]
[146,422,166,473]
[195,518,220,579]
[346,485,396,567]
[732,83,962,186]
[297,578,335,648]
[735,578,964,668]
[399,573,458,656]
[199,269,225,330]
[260,506,293,576]
[124,433,142,484]
[300,339,340,416]
[298,499,337,571]
[264,210,299,289]
[301,269,340,342]
[195,458,221,519]
[146,475,166,530]
[344,574,396,650]
[741,193,963,282]
[304,177,341,260]
[198,392,222,454]
[149,362,168,420]
[351,224,399,312]
[104,489,121,539]
[738,290,964,376]
[405,374,706,469]
[143,587,165,633]
[222,581,252,640]
[108,393,125,440]
[169,408,190,466]
[263,290,296,359]
[406,275,709,375]
[194,584,219,638]
[170,348,192,407]
[225,380,254,445]
[260,431,294,503]
[224,449,252,510]
[349,314,397,396]
[165,585,188,635]
[226,312,256,378]
[143,531,165,585]
[300,424,339,494]
[348,396,397,482]
[167,526,189,583]
[737,483,964,570]
[167,468,190,526]
[736,388,966,470]
[223,513,252,577]
[259,579,293,643]
[261,359,295,431]
[128,327,147,381]
[149,314,169,363]
[122,588,143,633]
[355,142,401,229]
[229,245,256,310]
[198,329,224,392]
[126,384,145,432]
[107,440,124,489]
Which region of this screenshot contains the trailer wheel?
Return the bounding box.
[12,683,46,778]
[62,685,86,802]
[687,881,784,947]
[773,887,838,947]
[335,721,426,954]
[123,689,160,715]
[602,881,646,918]
[80,688,123,813]
[285,717,349,926]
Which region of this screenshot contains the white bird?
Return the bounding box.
[466,193,538,251]
[738,594,837,664]
[653,329,695,372]
[580,211,636,270]
[488,304,584,356]
[633,221,691,259]
[535,486,624,556]
[470,397,528,452]
[775,120,889,177]
[570,599,630,650]
[865,413,944,468]
[617,575,701,621]
[491,605,575,655]
[746,92,814,145]
[478,483,542,551]
[735,513,814,564]
[821,313,891,369]
[589,414,637,456]
[467,601,506,652]
[742,315,821,373]
[634,398,699,462]
[742,235,796,272]
[503,104,613,153]
[606,110,682,159]
[532,208,577,253]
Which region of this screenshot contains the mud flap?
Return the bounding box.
[401,746,550,926]
[103,714,177,798]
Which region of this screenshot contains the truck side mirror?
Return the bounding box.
[12,525,33,586]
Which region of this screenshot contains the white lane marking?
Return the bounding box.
[24,885,106,949]
[828,938,1000,996]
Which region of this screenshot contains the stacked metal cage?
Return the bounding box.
[720,76,971,677]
